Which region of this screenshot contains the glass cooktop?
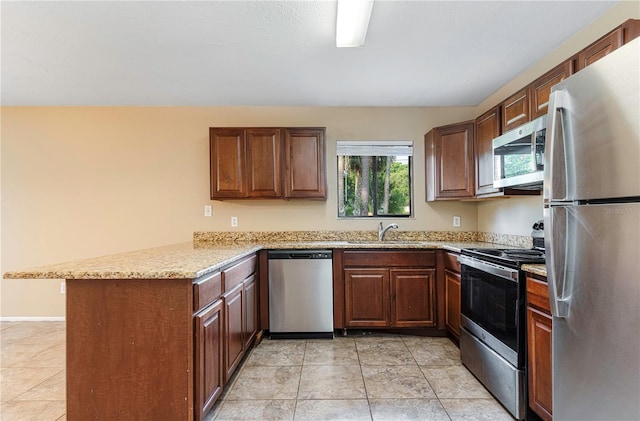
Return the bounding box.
[461,248,545,267]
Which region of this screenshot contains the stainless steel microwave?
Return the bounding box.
[493,115,547,189]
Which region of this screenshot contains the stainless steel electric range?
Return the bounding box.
[458,247,545,420]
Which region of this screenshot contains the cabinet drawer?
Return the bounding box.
[343,250,435,268]
[222,255,257,291]
[443,251,460,273]
[527,276,550,314]
[193,272,222,313]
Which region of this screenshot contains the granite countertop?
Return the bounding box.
[2,242,261,280]
[522,264,547,277]
[3,231,530,281]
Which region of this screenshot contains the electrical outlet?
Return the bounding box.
[231,216,238,227]
[204,205,212,217]
[453,216,461,227]
[60,281,66,294]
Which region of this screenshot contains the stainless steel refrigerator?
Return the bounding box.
[544,38,640,420]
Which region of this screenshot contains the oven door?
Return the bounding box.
[459,255,524,368]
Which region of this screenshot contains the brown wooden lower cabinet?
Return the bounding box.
[223,283,245,382]
[343,250,437,329]
[444,269,461,338]
[440,251,461,340]
[223,258,259,385]
[67,278,194,421]
[243,274,258,349]
[527,275,553,421]
[65,252,259,421]
[391,268,436,328]
[344,268,390,327]
[194,299,224,421]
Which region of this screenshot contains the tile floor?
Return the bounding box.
[207,334,514,420]
[0,322,513,421]
[1,321,66,421]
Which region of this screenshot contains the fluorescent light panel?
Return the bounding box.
[336,0,374,48]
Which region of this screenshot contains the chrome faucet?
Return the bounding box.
[378,222,399,242]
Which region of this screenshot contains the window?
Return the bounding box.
[337,141,413,218]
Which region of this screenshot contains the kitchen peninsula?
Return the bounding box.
[3,230,533,421]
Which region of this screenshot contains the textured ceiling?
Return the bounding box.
[1,1,617,106]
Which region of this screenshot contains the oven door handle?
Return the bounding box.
[458,255,519,282]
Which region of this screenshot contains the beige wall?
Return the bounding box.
[477,196,544,237]
[2,1,637,318]
[1,106,478,317]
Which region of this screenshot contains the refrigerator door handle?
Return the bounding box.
[544,89,569,203]
[544,206,571,318]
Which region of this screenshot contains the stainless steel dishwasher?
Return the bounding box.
[268,250,334,339]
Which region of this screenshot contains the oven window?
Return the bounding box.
[461,265,519,352]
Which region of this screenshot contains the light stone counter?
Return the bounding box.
[522,263,547,277]
[2,242,261,280]
[3,231,530,280]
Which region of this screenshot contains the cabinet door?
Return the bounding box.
[243,274,258,349]
[530,60,573,119]
[390,269,436,328]
[527,306,553,421]
[283,128,326,199]
[344,268,390,327]
[246,128,282,198]
[444,269,461,338]
[223,284,244,382]
[501,88,530,133]
[194,299,224,421]
[621,19,640,43]
[210,128,246,198]
[576,27,623,71]
[425,121,475,200]
[474,107,501,196]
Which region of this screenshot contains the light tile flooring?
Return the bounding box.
[207,334,514,420]
[0,322,513,421]
[1,321,66,421]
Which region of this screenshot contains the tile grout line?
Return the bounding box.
[291,339,308,421]
[354,338,375,421]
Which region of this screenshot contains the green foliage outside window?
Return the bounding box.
[338,155,411,217]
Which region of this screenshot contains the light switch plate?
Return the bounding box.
[204,205,212,217]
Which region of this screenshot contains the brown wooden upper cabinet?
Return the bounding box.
[474,106,501,197]
[500,88,530,133]
[577,19,639,71]
[283,128,327,200]
[210,127,326,200]
[425,121,475,201]
[246,129,282,198]
[530,60,574,119]
[576,26,623,71]
[210,128,247,199]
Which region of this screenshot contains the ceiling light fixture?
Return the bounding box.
[336,0,374,48]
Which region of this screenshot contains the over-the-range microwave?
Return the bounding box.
[492,115,546,189]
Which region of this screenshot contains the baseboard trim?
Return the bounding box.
[0,316,65,322]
